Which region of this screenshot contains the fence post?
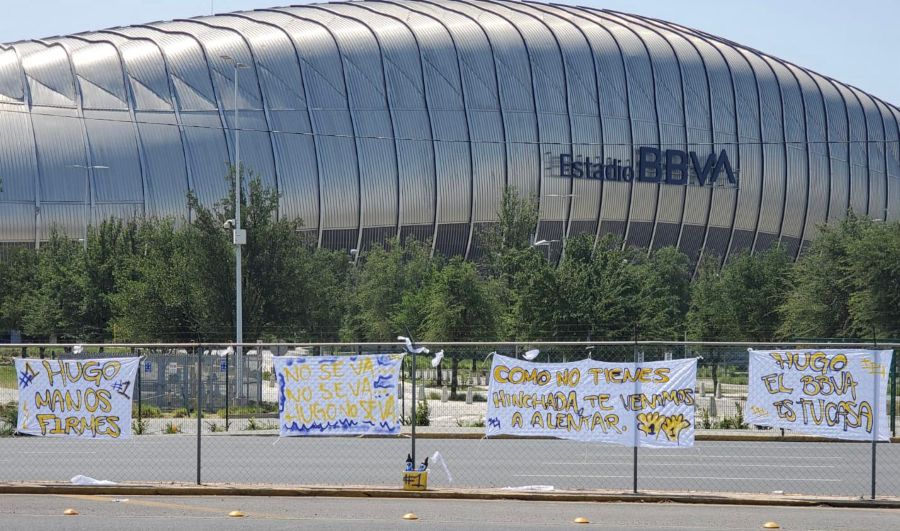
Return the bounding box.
[411,348,417,466]
[870,334,878,499]
[632,327,640,494]
[197,345,203,486]
[135,348,142,427]
[890,355,896,438]
[225,349,230,431]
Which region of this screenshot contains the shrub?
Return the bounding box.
[415,401,430,427]
[164,421,181,434]
[0,402,17,436]
[427,391,441,400]
[132,419,148,435]
[456,416,485,428]
[172,407,192,418]
[132,404,162,418]
[206,421,225,433]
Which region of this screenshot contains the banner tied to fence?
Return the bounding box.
[744,349,893,441]
[486,355,698,448]
[15,357,140,440]
[274,354,404,436]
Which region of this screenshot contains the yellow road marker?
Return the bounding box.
[574,516,590,524]
[63,508,79,516]
[763,522,780,529]
[402,512,419,520]
[228,510,245,518]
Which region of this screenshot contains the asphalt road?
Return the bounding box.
[1,494,898,530]
[0,436,897,498]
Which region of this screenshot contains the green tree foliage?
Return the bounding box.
[22,230,87,341]
[687,247,793,341]
[3,179,898,344]
[0,246,37,333]
[342,237,435,341]
[779,214,900,339]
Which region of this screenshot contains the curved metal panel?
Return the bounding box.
[0,47,37,205]
[434,1,538,225]
[834,83,870,216]
[466,0,571,260]
[586,9,661,250]
[167,19,279,201]
[551,4,632,244]
[634,18,712,262]
[785,63,829,245]
[244,10,360,240]
[510,1,604,242]
[852,88,887,221]
[362,1,474,253]
[213,14,320,229]
[812,74,850,223]
[116,25,231,206]
[883,104,900,221]
[401,0,507,256]
[762,56,807,257]
[322,3,437,239]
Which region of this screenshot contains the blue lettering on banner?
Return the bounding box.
[559,147,736,186]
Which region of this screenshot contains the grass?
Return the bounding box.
[0,364,14,389]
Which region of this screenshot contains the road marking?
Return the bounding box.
[513,474,841,482]
[58,495,227,515]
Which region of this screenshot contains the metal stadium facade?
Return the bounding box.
[0,0,897,264]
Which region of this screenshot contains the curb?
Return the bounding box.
[1,483,898,509]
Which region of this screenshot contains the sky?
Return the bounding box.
[0,0,897,105]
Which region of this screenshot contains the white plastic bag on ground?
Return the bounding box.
[71,475,117,486]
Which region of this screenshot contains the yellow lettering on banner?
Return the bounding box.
[34,413,122,437]
[40,360,121,387]
[511,412,523,428]
[555,368,581,386]
[797,398,874,433]
[281,364,312,382]
[530,412,545,429]
[768,351,848,375]
[319,359,345,380]
[493,365,552,386]
[621,389,694,411]
[350,357,374,376]
[773,399,796,421]
[587,366,671,385]
[761,373,793,394]
[583,394,614,411]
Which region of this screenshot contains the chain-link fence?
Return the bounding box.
[0,341,897,498]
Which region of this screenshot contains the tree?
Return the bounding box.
[632,246,692,340]
[687,247,793,342]
[22,229,87,341]
[423,257,501,398]
[0,247,37,335]
[341,237,435,342]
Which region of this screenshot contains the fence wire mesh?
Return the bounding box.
[0,342,897,498]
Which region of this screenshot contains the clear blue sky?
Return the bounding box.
[1,0,897,105]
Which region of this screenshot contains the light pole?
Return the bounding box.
[221,54,249,402]
[68,164,109,250]
[532,239,558,261]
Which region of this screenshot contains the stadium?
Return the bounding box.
[0,0,897,265]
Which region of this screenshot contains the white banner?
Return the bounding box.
[486,355,698,448]
[274,354,404,436]
[16,357,139,440]
[744,349,893,441]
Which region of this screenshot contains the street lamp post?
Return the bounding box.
[221,55,249,402]
[68,164,109,250]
